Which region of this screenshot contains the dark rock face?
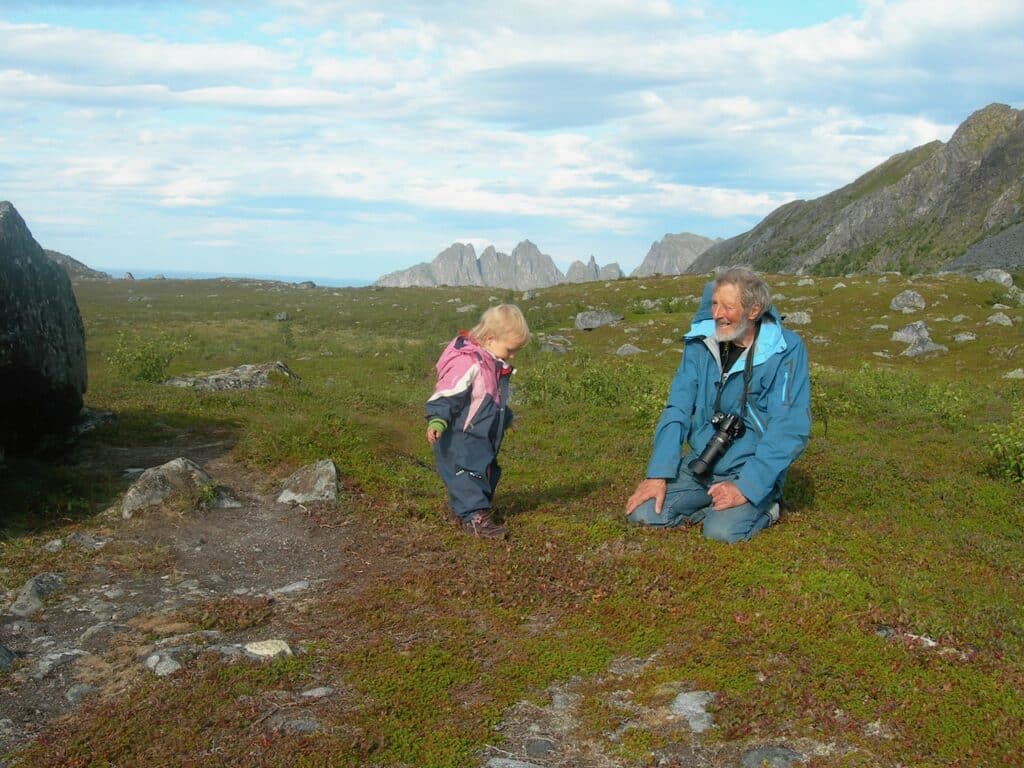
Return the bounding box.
[0,201,87,453]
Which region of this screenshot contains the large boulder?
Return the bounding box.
[0,202,87,453]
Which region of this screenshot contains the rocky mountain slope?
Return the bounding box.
[44,250,111,280]
[375,240,622,290]
[689,103,1024,275]
[631,232,719,276]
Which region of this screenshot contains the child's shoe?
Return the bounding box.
[461,510,509,540]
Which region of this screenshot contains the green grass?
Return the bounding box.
[3,273,1024,766]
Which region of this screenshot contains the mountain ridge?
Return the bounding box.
[689,103,1024,275]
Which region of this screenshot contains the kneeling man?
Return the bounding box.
[625,267,811,543]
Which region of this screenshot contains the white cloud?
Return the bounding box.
[2,0,1022,279]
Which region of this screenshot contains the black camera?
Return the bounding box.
[688,412,745,479]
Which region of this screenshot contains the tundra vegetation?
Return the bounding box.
[2,272,1023,767]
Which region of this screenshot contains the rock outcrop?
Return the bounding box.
[376,240,623,289]
[689,103,1024,275]
[632,233,719,276]
[0,201,88,453]
[44,250,110,280]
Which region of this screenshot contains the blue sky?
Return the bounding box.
[2,1,1022,282]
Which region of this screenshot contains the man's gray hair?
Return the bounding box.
[714,266,770,318]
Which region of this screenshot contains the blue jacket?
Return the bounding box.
[646,285,811,506]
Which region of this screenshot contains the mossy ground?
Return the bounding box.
[2,273,1023,766]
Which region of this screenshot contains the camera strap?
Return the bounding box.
[713,320,760,417]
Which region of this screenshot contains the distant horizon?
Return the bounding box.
[93,266,372,288]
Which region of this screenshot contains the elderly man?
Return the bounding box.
[625,267,810,543]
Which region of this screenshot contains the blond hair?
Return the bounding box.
[470,304,531,347]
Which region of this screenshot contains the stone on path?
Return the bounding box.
[121,457,240,519]
[277,459,338,504]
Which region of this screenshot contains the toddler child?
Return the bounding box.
[426,304,530,539]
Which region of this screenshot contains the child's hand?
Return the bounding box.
[426,427,441,445]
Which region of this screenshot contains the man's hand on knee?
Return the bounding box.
[708,481,747,511]
[625,478,667,515]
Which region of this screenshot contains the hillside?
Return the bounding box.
[44,249,111,280]
[689,103,1024,275]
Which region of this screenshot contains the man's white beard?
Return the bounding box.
[714,316,749,343]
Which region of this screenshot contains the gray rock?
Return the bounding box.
[122,272,134,280]
[575,310,623,330]
[953,332,977,342]
[0,201,88,454]
[455,304,477,314]
[485,760,545,768]
[270,580,311,595]
[525,738,556,757]
[631,233,718,276]
[892,320,931,344]
[890,290,926,313]
[539,335,571,354]
[33,648,86,680]
[66,683,97,704]
[520,290,537,301]
[615,344,643,356]
[976,268,1014,287]
[902,339,948,357]
[301,686,334,698]
[785,311,812,325]
[162,360,301,392]
[740,745,805,768]
[144,650,182,676]
[121,457,240,519]
[43,539,64,553]
[274,311,290,321]
[0,644,16,670]
[281,717,321,734]
[10,573,65,617]
[244,639,292,659]
[986,312,1013,326]
[67,531,110,551]
[1002,369,1024,379]
[277,459,338,504]
[797,278,815,286]
[670,690,715,733]
[951,314,970,323]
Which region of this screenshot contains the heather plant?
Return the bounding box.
[107,330,193,382]
[988,403,1024,482]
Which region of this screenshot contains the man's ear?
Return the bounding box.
[747,304,762,321]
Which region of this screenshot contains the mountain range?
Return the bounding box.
[375,102,1022,287]
[374,240,624,290]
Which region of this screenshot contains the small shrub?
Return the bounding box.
[988,407,1024,483]
[107,331,192,382]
